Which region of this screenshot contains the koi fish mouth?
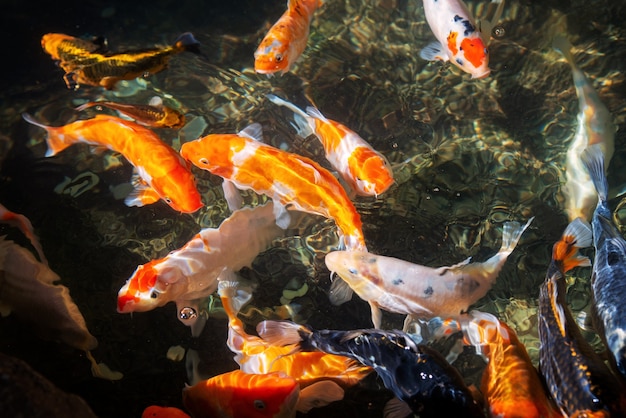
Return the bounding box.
[472,69,491,79]
[117,294,139,313]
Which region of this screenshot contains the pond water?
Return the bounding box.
[1,0,625,417]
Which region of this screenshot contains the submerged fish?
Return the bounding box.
[180,123,367,251]
[257,321,484,418]
[62,32,200,90]
[420,0,504,78]
[581,144,626,379]
[218,276,372,390]
[22,113,202,213]
[117,203,287,334]
[254,0,322,75]
[0,203,47,265]
[266,94,394,197]
[41,33,108,72]
[463,310,563,418]
[183,370,300,418]
[325,218,532,329]
[75,97,185,129]
[538,216,626,417]
[553,36,615,222]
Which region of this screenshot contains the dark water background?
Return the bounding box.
[1,0,626,417]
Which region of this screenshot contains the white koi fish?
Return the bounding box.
[326,218,533,329]
[266,94,394,198]
[420,0,505,78]
[553,35,615,222]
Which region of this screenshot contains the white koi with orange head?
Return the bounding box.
[420,0,503,79]
[326,218,532,329]
[180,123,367,251]
[267,95,394,197]
[254,0,322,76]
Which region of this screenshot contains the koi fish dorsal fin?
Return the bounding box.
[297,380,345,413]
[238,122,264,142]
[434,257,472,275]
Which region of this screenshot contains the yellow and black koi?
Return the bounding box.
[41,33,108,72]
[75,98,185,129]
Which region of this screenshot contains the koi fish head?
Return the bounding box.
[41,33,73,60]
[324,250,374,288]
[183,370,300,418]
[254,36,291,76]
[117,260,172,313]
[180,134,243,178]
[456,36,490,79]
[349,147,394,196]
[153,162,204,213]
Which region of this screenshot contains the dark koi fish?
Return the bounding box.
[75,97,185,129]
[41,33,108,72]
[257,321,484,418]
[582,144,626,380]
[539,217,626,417]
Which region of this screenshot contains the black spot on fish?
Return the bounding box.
[424,286,433,296]
[454,15,463,22]
[461,20,475,36]
[608,251,621,265]
[392,278,404,286]
[348,268,358,275]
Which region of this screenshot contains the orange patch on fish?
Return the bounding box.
[460,37,486,69]
[447,31,459,55]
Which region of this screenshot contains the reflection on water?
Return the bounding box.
[1,0,626,416]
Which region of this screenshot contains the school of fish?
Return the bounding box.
[5,0,626,417]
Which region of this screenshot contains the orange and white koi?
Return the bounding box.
[266,94,394,197]
[22,113,202,213]
[180,123,366,251]
[183,370,300,418]
[463,310,563,418]
[539,217,626,417]
[75,96,185,129]
[254,0,322,76]
[325,218,532,329]
[217,275,372,390]
[0,203,47,265]
[117,203,286,334]
[420,0,504,78]
[553,36,615,222]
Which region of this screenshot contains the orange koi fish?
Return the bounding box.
[325,218,532,329]
[75,97,185,129]
[22,113,202,213]
[41,33,108,72]
[420,0,504,78]
[141,405,191,418]
[267,95,394,197]
[217,275,372,391]
[539,217,626,417]
[254,0,322,76]
[180,123,366,251]
[0,203,47,265]
[117,203,287,336]
[553,35,615,222]
[463,310,563,418]
[183,370,300,418]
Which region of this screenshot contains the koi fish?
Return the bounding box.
[141,405,191,418]
[217,275,372,390]
[538,216,626,417]
[117,203,287,335]
[183,370,300,418]
[581,144,626,379]
[420,0,504,78]
[0,203,47,265]
[266,94,394,197]
[463,310,563,418]
[254,0,322,75]
[22,113,202,213]
[180,123,367,251]
[41,33,108,72]
[257,321,485,418]
[553,36,616,222]
[75,97,185,129]
[60,32,200,90]
[325,218,532,329]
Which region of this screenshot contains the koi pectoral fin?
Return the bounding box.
[124,183,161,207]
[419,41,448,62]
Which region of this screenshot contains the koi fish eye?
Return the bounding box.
[274,53,283,63]
[164,197,172,204]
[199,158,209,165]
[253,400,266,410]
[150,290,160,299]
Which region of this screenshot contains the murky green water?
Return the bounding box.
[1,0,626,417]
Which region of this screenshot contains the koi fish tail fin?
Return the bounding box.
[499,217,534,255]
[257,319,311,347]
[461,310,508,359]
[21,113,71,157]
[217,269,255,317]
[552,35,575,66]
[552,217,592,274]
[581,144,609,202]
[174,32,201,54]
